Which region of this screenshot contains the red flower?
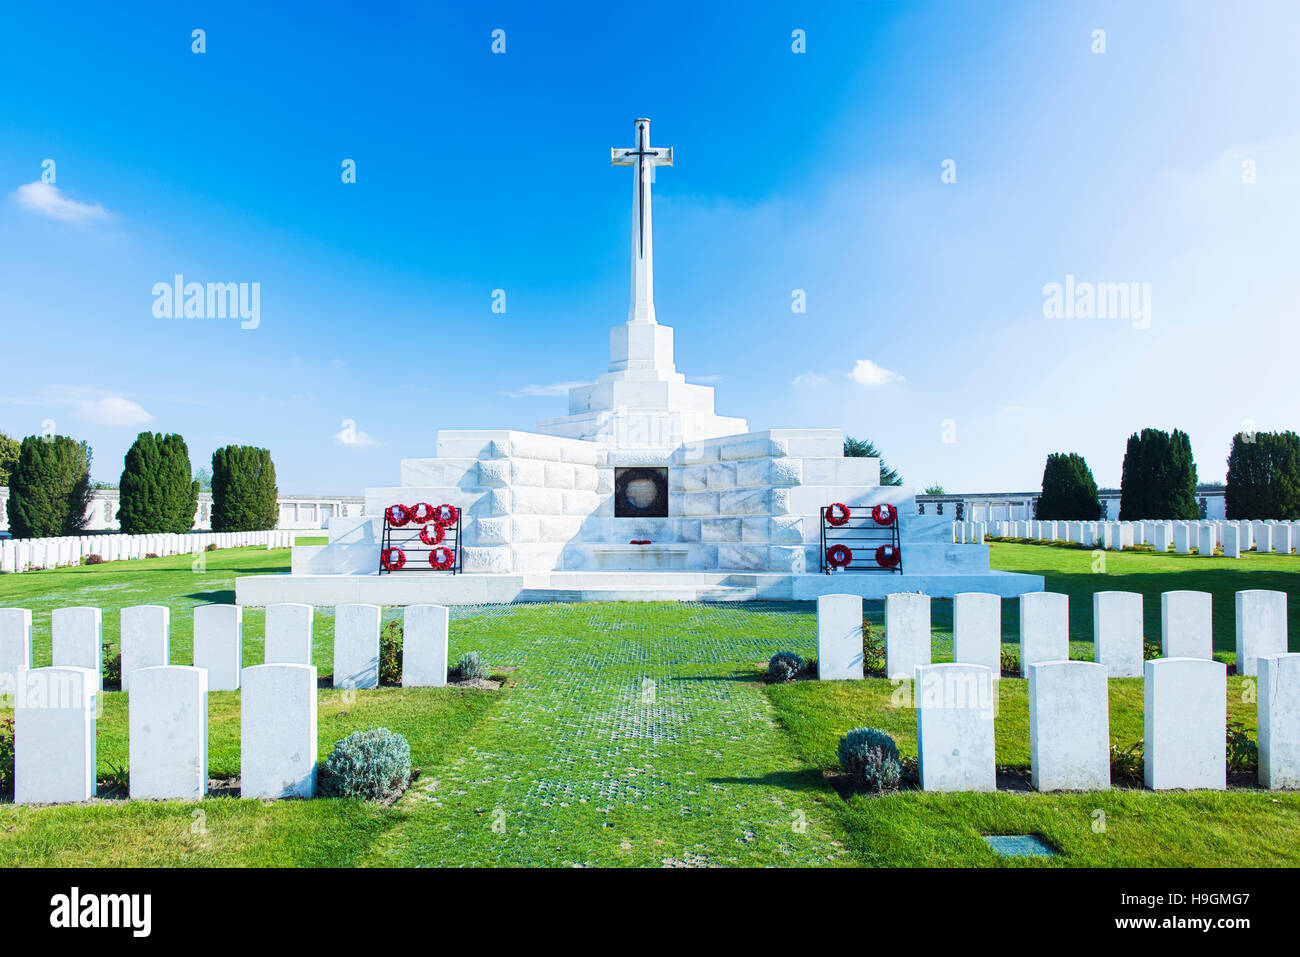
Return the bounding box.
[826,544,853,568]
[385,504,412,527]
[826,503,851,527]
[409,502,437,525]
[872,503,898,526]
[380,546,407,570]
[419,523,445,546]
[434,503,459,526]
[875,544,901,568]
[429,546,455,570]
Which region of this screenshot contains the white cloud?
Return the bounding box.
[334,423,380,447]
[12,181,110,225]
[76,395,153,427]
[848,359,903,387]
[502,381,588,398]
[792,372,827,388]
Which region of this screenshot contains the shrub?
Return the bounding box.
[1142,640,1162,661]
[6,434,94,538]
[1119,428,1200,520]
[1000,648,1020,677]
[317,727,411,801]
[767,651,805,682]
[83,553,104,565]
[1226,721,1258,775]
[103,644,122,688]
[1226,430,1300,520]
[1110,740,1144,785]
[0,717,14,796]
[144,552,159,559]
[453,650,488,681]
[1036,452,1101,521]
[379,620,403,685]
[862,620,886,675]
[118,432,200,534]
[211,445,279,532]
[205,542,218,552]
[837,728,902,792]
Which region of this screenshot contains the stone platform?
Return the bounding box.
[234,568,1044,606]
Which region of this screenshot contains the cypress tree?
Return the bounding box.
[1035,452,1101,520]
[5,434,94,538]
[843,436,903,486]
[119,432,200,534]
[211,445,279,532]
[1119,427,1199,519]
[1225,431,1300,519]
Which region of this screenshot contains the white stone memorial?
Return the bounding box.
[264,602,314,665]
[1143,657,1226,790]
[240,663,318,799]
[817,594,864,680]
[1258,653,1300,790]
[1235,589,1287,677]
[128,666,208,800]
[915,663,997,792]
[953,592,1001,676]
[333,603,381,689]
[51,606,103,690]
[1197,524,1215,556]
[14,667,98,804]
[1018,591,1069,676]
[885,592,930,680]
[0,607,33,697]
[403,604,449,687]
[1160,590,1212,659]
[120,604,170,692]
[1222,523,1241,558]
[1092,590,1143,677]
[193,603,243,691]
[1028,660,1109,791]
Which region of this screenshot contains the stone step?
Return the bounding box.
[516,583,758,603]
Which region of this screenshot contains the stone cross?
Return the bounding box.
[612,118,673,323]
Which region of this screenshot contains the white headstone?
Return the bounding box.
[1274,524,1293,555]
[817,594,864,680]
[0,607,33,697]
[1143,657,1226,790]
[1222,523,1241,558]
[51,606,103,690]
[885,592,930,680]
[1153,523,1172,553]
[128,665,208,800]
[1018,592,1069,676]
[14,667,98,804]
[1197,524,1215,556]
[120,604,170,692]
[240,663,318,799]
[334,603,381,689]
[1160,590,1212,659]
[1028,660,1110,791]
[1235,589,1287,677]
[403,604,449,687]
[915,663,997,792]
[1092,590,1143,677]
[1255,523,1273,553]
[953,592,1001,676]
[1172,524,1191,554]
[193,604,243,691]
[265,602,314,665]
[1258,653,1300,790]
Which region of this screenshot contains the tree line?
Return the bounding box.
[1036,428,1300,521]
[1,431,280,539]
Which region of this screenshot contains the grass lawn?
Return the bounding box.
[0,542,1297,867]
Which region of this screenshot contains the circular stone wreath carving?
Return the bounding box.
[826,502,851,526]
[409,502,437,525]
[875,544,901,568]
[419,523,445,546]
[385,504,412,527]
[380,546,407,570]
[433,503,459,526]
[826,544,853,568]
[872,503,898,526]
[429,546,455,569]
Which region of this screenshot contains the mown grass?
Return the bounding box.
[0,542,1297,867]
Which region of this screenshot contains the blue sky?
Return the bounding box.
[2,1,1298,494]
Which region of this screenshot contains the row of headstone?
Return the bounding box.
[979,518,1299,557]
[952,522,987,544]
[2,602,452,804]
[816,592,1298,791]
[0,529,294,573]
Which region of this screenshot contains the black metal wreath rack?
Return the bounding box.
[378,503,462,575]
[819,503,903,574]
